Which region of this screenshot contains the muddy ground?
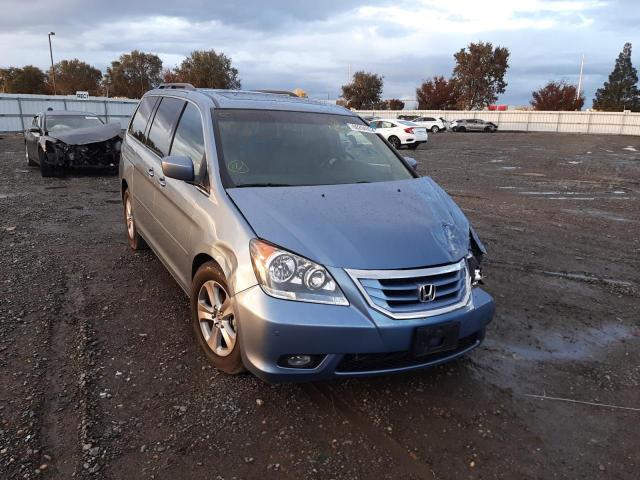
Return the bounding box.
[0,132,638,480]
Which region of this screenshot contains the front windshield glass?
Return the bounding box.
[46,115,103,132]
[215,110,414,187]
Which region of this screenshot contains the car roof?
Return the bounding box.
[143,88,354,116]
[40,110,99,116]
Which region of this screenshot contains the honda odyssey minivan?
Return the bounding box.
[120,84,494,382]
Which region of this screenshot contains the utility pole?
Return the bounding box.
[48,32,56,95]
[576,54,584,102]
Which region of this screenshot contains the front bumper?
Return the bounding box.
[47,140,121,169]
[235,280,494,383]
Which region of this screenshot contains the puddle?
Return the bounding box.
[562,208,634,223]
[503,324,637,362]
[45,185,68,190]
[500,166,519,170]
[623,146,637,152]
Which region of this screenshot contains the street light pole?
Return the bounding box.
[48,32,56,95]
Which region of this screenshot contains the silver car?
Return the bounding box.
[119,84,494,382]
[451,119,498,133]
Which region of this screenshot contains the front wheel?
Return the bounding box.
[39,152,60,177]
[457,126,466,132]
[388,136,401,149]
[123,189,148,250]
[484,126,494,133]
[191,262,245,374]
[431,126,440,133]
[25,143,37,166]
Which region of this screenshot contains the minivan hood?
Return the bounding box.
[227,177,471,270]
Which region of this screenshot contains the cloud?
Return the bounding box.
[0,0,637,106]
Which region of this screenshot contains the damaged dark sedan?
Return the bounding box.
[24,110,122,177]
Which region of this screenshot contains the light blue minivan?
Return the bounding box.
[119,84,494,382]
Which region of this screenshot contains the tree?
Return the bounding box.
[104,50,163,98]
[386,99,405,110]
[172,50,241,89]
[416,76,459,110]
[452,42,510,110]
[0,66,48,94]
[162,68,182,84]
[341,71,384,109]
[530,81,584,111]
[593,43,640,111]
[51,59,102,96]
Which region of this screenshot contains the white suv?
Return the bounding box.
[412,116,446,133]
[369,119,428,150]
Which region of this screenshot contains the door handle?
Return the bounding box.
[158,176,166,187]
[147,168,154,177]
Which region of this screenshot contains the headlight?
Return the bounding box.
[249,239,349,306]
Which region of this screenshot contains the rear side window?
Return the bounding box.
[146,97,186,157]
[170,103,207,189]
[129,96,157,142]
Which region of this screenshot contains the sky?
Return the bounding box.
[0,0,638,107]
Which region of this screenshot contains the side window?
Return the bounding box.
[129,96,157,143]
[370,121,380,128]
[382,121,394,129]
[31,116,38,128]
[170,103,207,190]
[146,97,186,157]
[425,117,435,122]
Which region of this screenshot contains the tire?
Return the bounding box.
[457,126,466,132]
[191,262,245,374]
[408,143,419,150]
[25,143,37,166]
[123,189,148,250]
[484,126,492,133]
[39,152,59,177]
[431,126,440,133]
[388,136,401,149]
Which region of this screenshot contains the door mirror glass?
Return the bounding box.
[161,155,194,182]
[404,156,418,171]
[29,127,41,133]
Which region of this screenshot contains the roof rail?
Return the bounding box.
[253,89,299,98]
[157,83,195,90]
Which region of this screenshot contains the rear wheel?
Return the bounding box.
[457,126,466,132]
[388,136,401,149]
[431,126,440,133]
[123,189,148,250]
[191,262,245,374]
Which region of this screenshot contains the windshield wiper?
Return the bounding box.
[231,183,294,188]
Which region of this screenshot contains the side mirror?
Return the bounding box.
[28,127,41,133]
[161,155,194,182]
[404,156,418,171]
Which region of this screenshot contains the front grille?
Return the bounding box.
[346,259,471,319]
[335,332,481,373]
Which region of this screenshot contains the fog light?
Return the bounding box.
[472,268,483,286]
[278,354,324,369]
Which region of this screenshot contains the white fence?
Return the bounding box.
[355,109,640,136]
[0,93,138,133]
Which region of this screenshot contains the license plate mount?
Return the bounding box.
[412,322,460,357]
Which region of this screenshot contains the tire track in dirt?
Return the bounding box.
[302,383,437,480]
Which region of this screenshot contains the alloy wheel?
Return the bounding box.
[125,196,135,240]
[197,280,237,357]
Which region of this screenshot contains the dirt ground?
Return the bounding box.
[0,131,638,480]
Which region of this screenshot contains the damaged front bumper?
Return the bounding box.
[47,137,121,169]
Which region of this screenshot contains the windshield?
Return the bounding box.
[397,120,417,126]
[46,115,103,132]
[215,110,414,188]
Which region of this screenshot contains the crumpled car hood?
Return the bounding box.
[227,177,471,270]
[48,123,122,145]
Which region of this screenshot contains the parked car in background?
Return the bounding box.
[119,84,494,382]
[397,114,419,121]
[24,110,122,177]
[412,116,447,133]
[369,119,428,149]
[450,119,498,133]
